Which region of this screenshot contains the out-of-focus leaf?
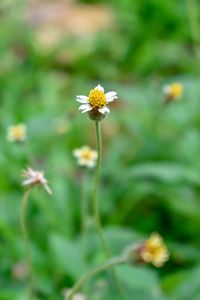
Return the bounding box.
[104,227,142,254]
[116,265,167,300]
[123,163,200,185]
[164,266,200,300]
[49,234,87,280]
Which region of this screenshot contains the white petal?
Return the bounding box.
[162,85,170,94]
[73,149,82,158]
[78,158,95,168]
[44,184,53,195]
[98,106,110,114]
[22,179,33,186]
[76,95,89,103]
[90,151,98,159]
[87,160,96,168]
[79,104,91,111]
[106,92,117,103]
[81,146,90,151]
[78,158,88,166]
[82,106,93,113]
[94,84,104,92]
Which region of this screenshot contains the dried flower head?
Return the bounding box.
[138,233,169,267]
[73,146,97,168]
[7,124,27,142]
[76,84,117,120]
[162,83,183,102]
[22,167,52,195]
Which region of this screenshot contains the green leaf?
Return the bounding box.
[124,163,200,185]
[116,265,166,299]
[49,234,87,280]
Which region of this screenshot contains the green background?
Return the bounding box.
[0,0,200,299]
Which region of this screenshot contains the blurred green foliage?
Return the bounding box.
[0,0,200,299]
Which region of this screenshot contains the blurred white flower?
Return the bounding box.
[7,124,27,142]
[162,83,183,101]
[76,84,117,115]
[73,146,97,168]
[22,167,52,195]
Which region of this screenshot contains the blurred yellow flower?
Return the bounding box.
[7,124,27,142]
[76,84,117,115]
[140,233,169,267]
[162,83,183,101]
[73,146,97,168]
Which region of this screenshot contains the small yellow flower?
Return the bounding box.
[76,84,117,115]
[162,83,183,101]
[73,146,97,168]
[22,167,52,195]
[7,124,27,142]
[140,233,169,267]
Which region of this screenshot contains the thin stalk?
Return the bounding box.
[20,189,35,299]
[66,255,126,300]
[93,121,125,300]
[81,171,89,258]
[93,121,110,254]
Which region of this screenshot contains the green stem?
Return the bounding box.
[20,189,35,299]
[66,255,126,300]
[81,171,89,258]
[187,0,200,60]
[93,121,110,254]
[93,121,125,300]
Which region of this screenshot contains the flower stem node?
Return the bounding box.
[76,84,117,121]
[88,108,106,121]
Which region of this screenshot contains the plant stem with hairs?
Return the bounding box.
[20,189,35,299]
[92,121,125,300]
[81,171,89,258]
[66,255,126,300]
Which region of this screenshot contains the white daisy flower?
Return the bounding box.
[73,146,97,168]
[162,83,183,101]
[76,84,117,115]
[22,167,52,195]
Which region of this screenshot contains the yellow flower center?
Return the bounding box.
[88,89,106,108]
[82,149,92,160]
[170,84,183,98]
[13,128,24,138]
[10,125,26,141]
